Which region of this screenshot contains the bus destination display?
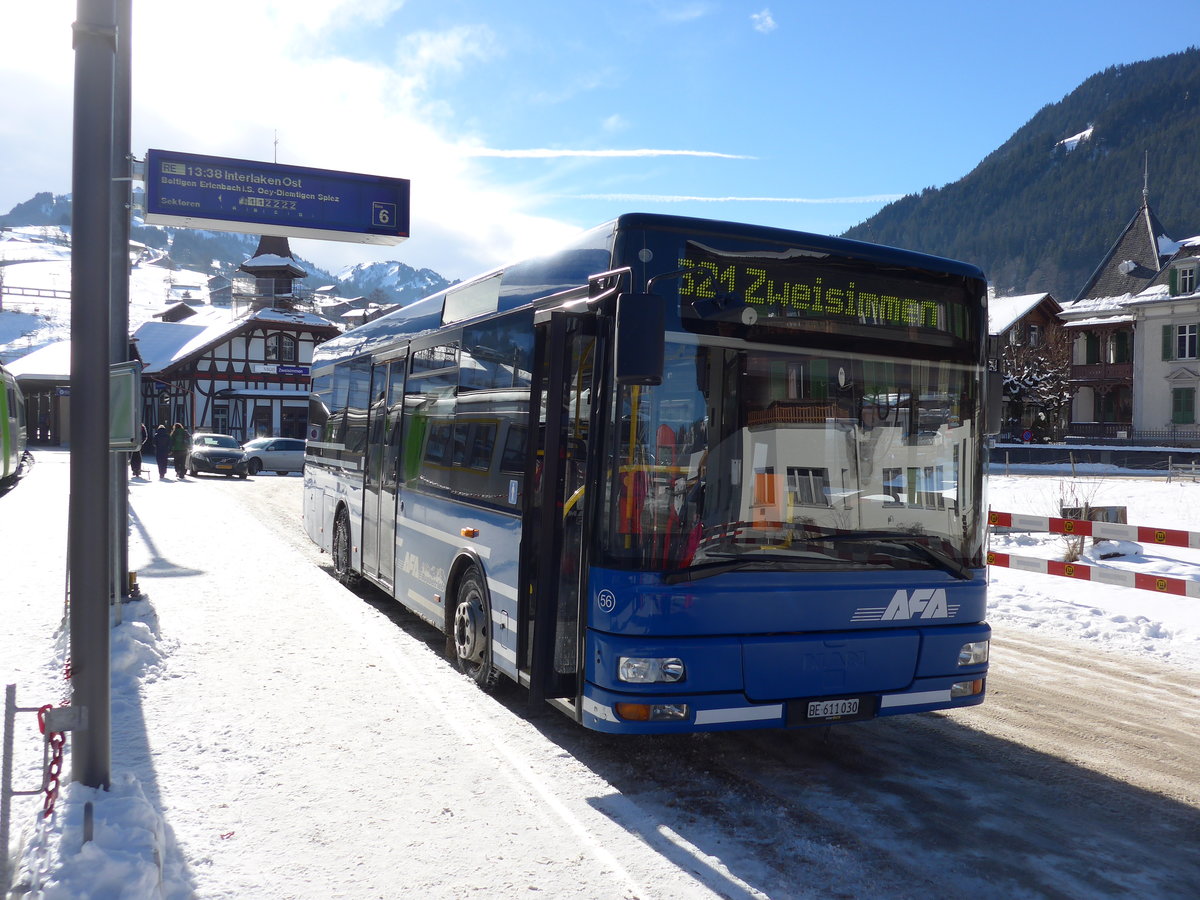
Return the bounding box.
[144,149,410,246]
[678,243,973,340]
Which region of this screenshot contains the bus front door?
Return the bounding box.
[524,312,598,705]
[361,355,406,589]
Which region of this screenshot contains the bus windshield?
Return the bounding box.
[598,338,984,575]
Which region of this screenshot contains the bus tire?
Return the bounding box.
[332,509,359,587]
[451,566,499,690]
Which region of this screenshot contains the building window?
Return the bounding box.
[1111,330,1132,364]
[1180,266,1197,295]
[1027,324,1041,347]
[786,467,830,506]
[212,404,229,435]
[1177,324,1198,360]
[1172,388,1196,425]
[265,333,297,363]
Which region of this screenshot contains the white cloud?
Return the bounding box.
[657,3,715,24]
[751,9,777,34]
[0,3,568,280]
[602,114,629,134]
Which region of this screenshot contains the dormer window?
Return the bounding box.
[1171,259,1198,296]
[1181,265,1197,295]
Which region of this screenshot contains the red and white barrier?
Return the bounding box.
[987,510,1200,597]
[986,550,1200,598]
[988,510,1200,550]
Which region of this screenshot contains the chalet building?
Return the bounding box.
[1057,189,1200,445]
[133,236,340,441]
[1059,197,1168,440]
[987,292,1065,441]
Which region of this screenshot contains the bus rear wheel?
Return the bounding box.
[452,566,499,690]
[332,510,359,587]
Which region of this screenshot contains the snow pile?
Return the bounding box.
[10,599,169,898]
[987,474,1200,667]
[1055,125,1093,152]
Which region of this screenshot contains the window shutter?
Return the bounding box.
[1169,268,1178,296]
[1163,325,1174,361]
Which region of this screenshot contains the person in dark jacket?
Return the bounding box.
[153,424,172,479]
[130,423,148,477]
[170,423,191,478]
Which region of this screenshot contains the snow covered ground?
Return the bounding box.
[1,456,1196,898]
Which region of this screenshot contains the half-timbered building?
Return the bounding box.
[132,236,340,440]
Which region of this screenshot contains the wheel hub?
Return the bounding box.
[454,598,481,660]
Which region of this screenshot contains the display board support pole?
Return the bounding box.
[69,0,117,790]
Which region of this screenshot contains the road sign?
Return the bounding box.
[143,149,409,245]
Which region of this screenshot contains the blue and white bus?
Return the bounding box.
[303,214,994,734]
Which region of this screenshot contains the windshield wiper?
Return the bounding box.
[812,531,973,580]
[662,553,830,584]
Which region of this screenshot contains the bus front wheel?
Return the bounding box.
[452,566,499,690]
[332,511,359,587]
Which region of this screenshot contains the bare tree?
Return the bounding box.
[1000,322,1073,441]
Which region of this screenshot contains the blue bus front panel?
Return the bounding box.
[581,566,989,733]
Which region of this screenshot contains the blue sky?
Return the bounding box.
[1,2,1195,280]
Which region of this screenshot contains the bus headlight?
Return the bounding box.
[957,640,989,666]
[618,657,686,683]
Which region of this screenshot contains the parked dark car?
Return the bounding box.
[187,433,249,478]
[241,437,305,475]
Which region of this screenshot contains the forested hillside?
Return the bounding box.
[843,48,1200,300]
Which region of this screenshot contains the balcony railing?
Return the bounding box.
[1069,362,1133,382]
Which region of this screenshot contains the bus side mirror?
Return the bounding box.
[986,370,1003,435]
[614,293,664,386]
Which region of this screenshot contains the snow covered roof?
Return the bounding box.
[133,307,338,375]
[1058,293,1138,320]
[4,339,71,380]
[240,253,305,270]
[1063,315,1135,328]
[133,320,213,373]
[988,292,1059,335]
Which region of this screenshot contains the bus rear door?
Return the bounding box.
[361,353,407,590]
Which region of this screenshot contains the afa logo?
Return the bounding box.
[853,589,958,622]
[883,588,949,620]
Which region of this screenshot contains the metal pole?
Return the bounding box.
[69,0,117,790]
[110,0,132,603]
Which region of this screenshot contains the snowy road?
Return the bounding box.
[4,453,1198,898]
[232,471,1200,899]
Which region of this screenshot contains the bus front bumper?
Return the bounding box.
[578,674,987,734]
